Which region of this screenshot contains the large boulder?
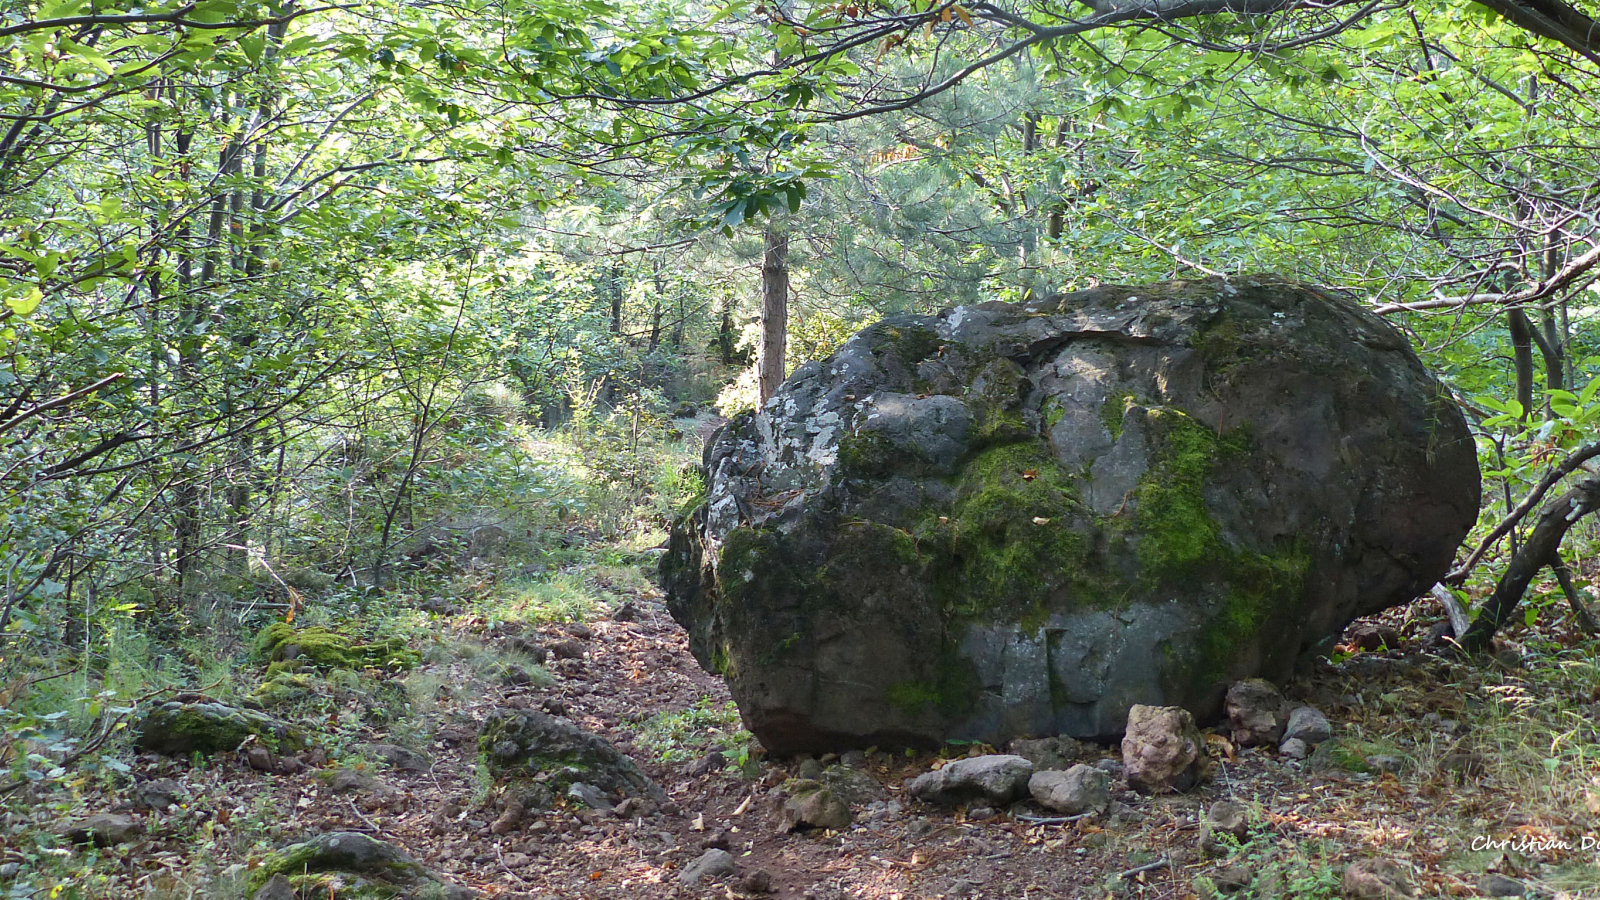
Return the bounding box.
[136,700,306,755]
[663,277,1478,753]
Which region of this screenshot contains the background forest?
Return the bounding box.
[4,0,1600,898]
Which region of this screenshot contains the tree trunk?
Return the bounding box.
[1508,309,1534,420]
[1462,474,1600,651]
[758,224,789,403]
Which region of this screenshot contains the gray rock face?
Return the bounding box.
[663,277,1479,753]
[1028,764,1110,815]
[1122,704,1204,794]
[1283,706,1332,745]
[775,783,852,832]
[909,754,1033,806]
[680,849,736,885]
[478,708,663,800]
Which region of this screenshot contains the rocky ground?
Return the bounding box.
[9,571,1600,900]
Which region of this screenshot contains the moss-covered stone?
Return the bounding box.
[248,832,470,900]
[256,623,420,674]
[136,700,306,755]
[248,672,323,709]
[478,708,663,800]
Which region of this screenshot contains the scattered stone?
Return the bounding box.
[1438,752,1490,780]
[817,764,886,805]
[741,869,774,893]
[478,708,664,800]
[136,700,306,756]
[687,750,725,777]
[909,755,1033,806]
[1211,864,1253,893]
[245,745,277,773]
[566,782,613,811]
[61,813,141,846]
[1282,706,1331,745]
[250,832,473,900]
[251,874,296,900]
[328,769,381,794]
[1225,680,1286,747]
[905,818,933,838]
[1122,705,1204,794]
[495,663,536,686]
[966,806,997,820]
[776,783,852,832]
[1278,738,1309,760]
[1009,736,1082,771]
[701,829,732,851]
[839,750,867,769]
[1366,754,1406,775]
[491,799,524,835]
[565,623,594,640]
[796,758,825,781]
[1199,801,1249,855]
[679,848,736,886]
[500,852,532,869]
[549,640,586,660]
[1477,873,1526,897]
[132,778,183,811]
[1028,764,1110,815]
[358,743,431,772]
[1092,757,1124,780]
[1341,859,1414,900]
[663,281,1479,753]
[1348,623,1403,652]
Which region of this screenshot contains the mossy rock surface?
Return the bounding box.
[663,276,1480,753]
[250,832,472,900]
[136,700,306,755]
[256,623,420,673]
[478,708,664,801]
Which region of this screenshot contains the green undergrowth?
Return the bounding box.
[636,698,752,763]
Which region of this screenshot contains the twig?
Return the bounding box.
[1447,439,1600,584]
[1430,583,1471,638]
[1015,812,1097,824]
[1551,559,1599,634]
[1114,858,1169,879]
[0,372,124,436]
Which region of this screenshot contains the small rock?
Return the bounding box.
[1199,801,1249,855]
[328,769,379,793]
[251,874,296,900]
[1282,706,1331,745]
[612,797,645,818]
[1347,623,1403,652]
[1028,764,1110,815]
[496,663,535,686]
[741,869,774,893]
[1366,754,1406,775]
[1008,736,1082,771]
[1342,859,1414,900]
[566,782,613,811]
[966,806,996,820]
[502,852,532,869]
[1122,705,1205,794]
[796,758,825,781]
[908,754,1034,806]
[1477,873,1526,897]
[1424,620,1455,647]
[245,745,277,772]
[1225,679,1286,747]
[62,813,141,846]
[1092,757,1124,779]
[566,622,594,640]
[777,785,852,832]
[1210,864,1253,893]
[839,750,867,769]
[687,750,725,777]
[549,639,586,660]
[359,743,431,772]
[905,818,933,837]
[679,848,736,886]
[611,601,639,622]
[701,829,733,851]
[1438,752,1489,780]
[491,799,524,835]
[132,778,183,810]
[1278,738,1309,760]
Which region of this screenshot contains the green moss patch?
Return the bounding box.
[256,622,420,673]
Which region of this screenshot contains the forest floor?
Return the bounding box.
[8,552,1600,900]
